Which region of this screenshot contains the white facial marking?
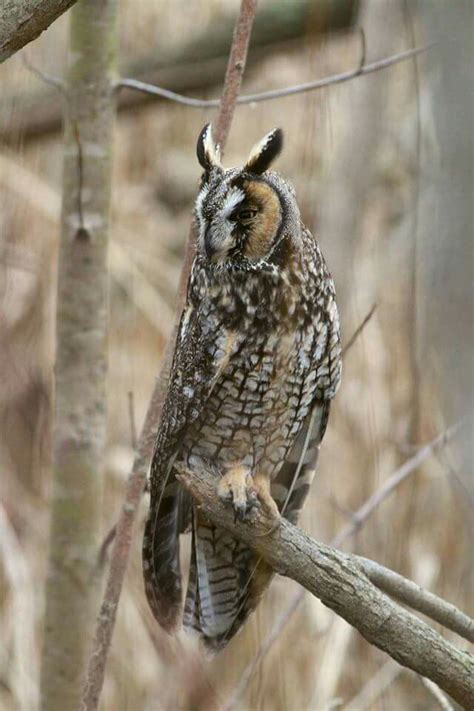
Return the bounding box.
[204,187,245,261]
[221,187,245,218]
[195,183,209,249]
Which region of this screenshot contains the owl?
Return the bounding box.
[142,124,342,652]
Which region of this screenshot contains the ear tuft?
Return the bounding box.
[196,123,221,171]
[245,128,283,174]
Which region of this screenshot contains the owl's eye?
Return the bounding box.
[238,207,258,222]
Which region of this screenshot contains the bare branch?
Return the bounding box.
[81,3,259,709]
[0,0,78,64]
[177,463,474,709]
[1,0,357,143]
[213,0,258,149]
[332,421,463,547]
[127,391,138,451]
[342,303,377,356]
[118,44,434,108]
[225,423,462,710]
[358,557,474,644]
[22,53,65,91]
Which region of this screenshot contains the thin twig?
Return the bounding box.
[332,421,463,547]
[118,44,434,108]
[403,0,423,442]
[97,524,117,569]
[214,0,258,149]
[127,391,138,451]
[342,303,377,356]
[80,3,259,709]
[22,54,65,91]
[223,422,462,711]
[97,392,139,568]
[357,27,367,72]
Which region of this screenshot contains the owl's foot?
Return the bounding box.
[218,465,260,521]
[252,473,281,536]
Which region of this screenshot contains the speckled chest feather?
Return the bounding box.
[180,229,339,478]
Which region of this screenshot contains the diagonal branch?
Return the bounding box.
[331,421,463,547]
[80,2,259,710]
[177,464,474,710]
[223,422,463,711]
[0,0,78,64]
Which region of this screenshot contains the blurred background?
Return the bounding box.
[0,1,472,709]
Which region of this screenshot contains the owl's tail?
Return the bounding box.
[183,508,272,652]
[183,400,330,651]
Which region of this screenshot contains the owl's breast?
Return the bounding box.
[181,321,320,476]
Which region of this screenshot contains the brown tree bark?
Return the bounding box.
[0,0,78,63]
[178,463,474,709]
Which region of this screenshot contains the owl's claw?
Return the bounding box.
[217,466,260,521]
[217,467,281,531]
[251,472,281,535]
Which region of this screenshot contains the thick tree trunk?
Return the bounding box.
[39,1,117,709]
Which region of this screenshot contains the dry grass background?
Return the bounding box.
[0,1,472,710]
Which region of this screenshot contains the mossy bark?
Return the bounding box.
[40,1,117,709]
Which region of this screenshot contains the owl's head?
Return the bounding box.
[194,124,300,269]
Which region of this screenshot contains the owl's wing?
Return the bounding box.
[275,399,330,522]
[143,297,241,632]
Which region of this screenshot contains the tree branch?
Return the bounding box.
[80,2,259,709]
[331,421,463,547]
[224,422,463,711]
[177,464,474,709]
[0,0,357,143]
[0,0,78,64]
[358,556,474,643]
[213,0,257,148]
[118,44,433,108]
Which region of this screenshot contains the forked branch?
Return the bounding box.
[177,464,474,709]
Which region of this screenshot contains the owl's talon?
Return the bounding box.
[218,465,258,521]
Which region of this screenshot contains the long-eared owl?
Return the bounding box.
[143,124,342,652]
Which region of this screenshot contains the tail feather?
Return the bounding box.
[183,508,270,652]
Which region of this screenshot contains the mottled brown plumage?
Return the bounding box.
[143,125,341,651]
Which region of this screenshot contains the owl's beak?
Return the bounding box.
[204,227,225,261]
[204,227,220,261]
